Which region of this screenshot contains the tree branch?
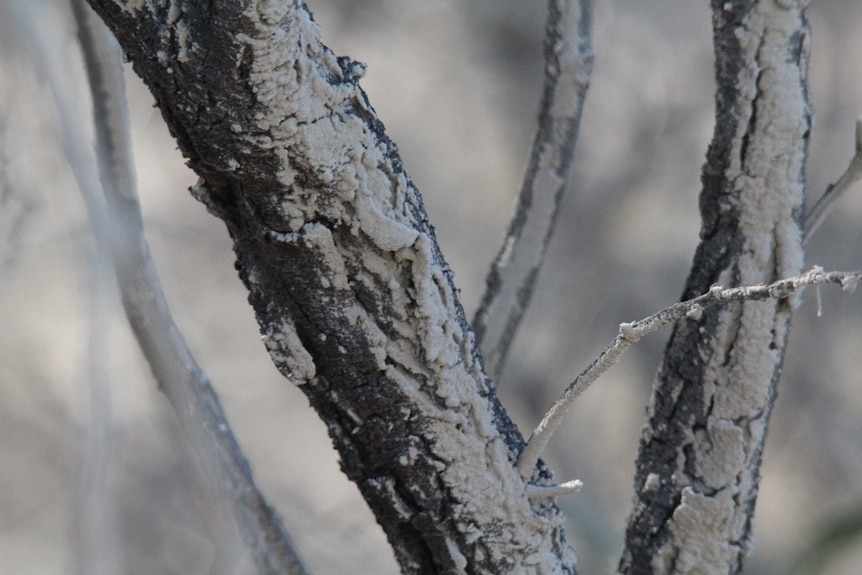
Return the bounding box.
[72,2,310,573]
[619,3,812,573]
[473,0,593,382]
[517,267,860,479]
[83,1,579,573]
[5,3,123,571]
[804,115,862,242]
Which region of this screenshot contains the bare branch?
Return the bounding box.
[5,4,123,572]
[72,2,310,574]
[473,0,593,382]
[804,116,862,242]
[82,1,579,572]
[517,267,861,478]
[620,5,812,572]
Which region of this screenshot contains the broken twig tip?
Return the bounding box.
[525,479,583,499]
[619,322,638,341]
[686,304,704,320]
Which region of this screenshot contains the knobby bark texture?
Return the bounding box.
[84,1,578,574]
[620,2,810,575]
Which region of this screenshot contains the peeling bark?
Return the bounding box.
[619,2,811,574]
[83,1,578,573]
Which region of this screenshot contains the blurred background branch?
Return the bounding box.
[473,0,593,383]
[71,2,310,573]
[805,116,862,242]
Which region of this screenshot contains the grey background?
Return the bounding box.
[2,1,861,574]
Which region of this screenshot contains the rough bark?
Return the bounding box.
[83,1,578,574]
[619,2,810,574]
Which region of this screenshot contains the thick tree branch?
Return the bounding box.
[72,3,310,574]
[473,0,593,383]
[619,2,812,574]
[83,1,578,573]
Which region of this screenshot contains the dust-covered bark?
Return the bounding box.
[619,2,811,574]
[83,1,578,574]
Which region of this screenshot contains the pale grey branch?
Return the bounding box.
[805,116,862,242]
[473,0,593,382]
[72,2,310,574]
[517,267,861,478]
[526,480,583,499]
[7,3,123,572]
[620,6,811,571]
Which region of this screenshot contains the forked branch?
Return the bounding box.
[517,266,861,478]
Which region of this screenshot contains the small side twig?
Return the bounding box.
[516,266,862,478]
[526,480,583,499]
[473,0,593,382]
[72,3,310,574]
[805,116,862,242]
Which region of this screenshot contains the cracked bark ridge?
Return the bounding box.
[620,2,811,574]
[84,1,577,573]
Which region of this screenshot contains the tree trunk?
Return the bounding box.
[83,1,578,573]
[619,2,810,574]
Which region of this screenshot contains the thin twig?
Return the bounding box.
[517,266,862,478]
[71,2,310,574]
[805,116,862,242]
[525,480,583,499]
[473,0,593,382]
